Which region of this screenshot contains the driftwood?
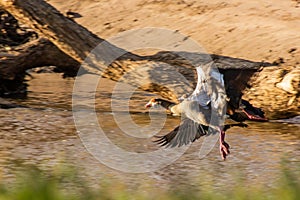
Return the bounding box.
[0,0,134,71]
[0,38,80,79]
[0,7,37,47]
[0,0,299,119]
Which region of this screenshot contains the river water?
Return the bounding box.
[0,73,299,192]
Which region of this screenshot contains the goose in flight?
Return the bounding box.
[145,64,267,160]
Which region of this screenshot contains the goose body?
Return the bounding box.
[145,65,267,160]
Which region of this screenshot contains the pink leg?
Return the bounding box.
[219,130,230,160]
[242,109,268,121]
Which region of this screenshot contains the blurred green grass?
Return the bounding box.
[0,160,299,200]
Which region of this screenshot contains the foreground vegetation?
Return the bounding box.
[0,161,299,200]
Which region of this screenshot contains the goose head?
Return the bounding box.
[145,98,159,108]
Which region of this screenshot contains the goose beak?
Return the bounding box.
[145,102,152,108]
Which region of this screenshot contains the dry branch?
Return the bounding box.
[0,38,80,79]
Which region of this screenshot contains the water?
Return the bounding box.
[0,73,299,191]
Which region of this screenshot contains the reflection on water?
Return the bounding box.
[0,73,299,191]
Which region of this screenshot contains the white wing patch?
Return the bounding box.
[210,67,225,112]
[187,65,225,111]
[187,66,211,106]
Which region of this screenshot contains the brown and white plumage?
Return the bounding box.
[153,118,247,148]
[145,64,267,160]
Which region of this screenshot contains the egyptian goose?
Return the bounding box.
[145,65,267,160]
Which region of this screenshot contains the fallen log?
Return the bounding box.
[0,0,134,73]
[0,0,299,119]
[0,7,37,47]
[0,37,80,79]
[243,66,299,119]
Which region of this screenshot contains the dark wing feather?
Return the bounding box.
[154,118,208,148]
[241,99,266,118]
[213,54,272,110]
[229,99,268,122]
[217,68,268,122]
[220,68,260,109]
[214,54,272,110]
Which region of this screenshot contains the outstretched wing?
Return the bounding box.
[154,118,209,148]
[187,66,211,106]
[153,118,248,148]
[189,64,266,122]
[187,64,227,122]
